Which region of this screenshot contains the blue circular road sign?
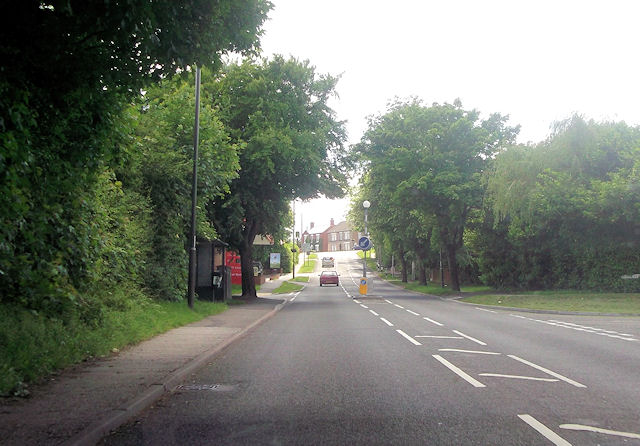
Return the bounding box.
[358,236,371,250]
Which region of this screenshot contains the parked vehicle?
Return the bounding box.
[321,256,335,268]
[319,271,339,286]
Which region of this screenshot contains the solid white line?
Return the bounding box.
[360,304,369,309]
[416,336,463,339]
[508,355,586,388]
[518,414,572,446]
[452,330,487,346]
[407,310,420,316]
[423,317,443,326]
[479,373,559,382]
[369,310,379,316]
[380,318,394,327]
[432,355,485,388]
[476,307,497,313]
[559,424,640,439]
[438,349,501,355]
[396,330,422,345]
[290,296,296,302]
[394,304,405,309]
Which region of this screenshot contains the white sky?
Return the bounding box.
[259,0,640,233]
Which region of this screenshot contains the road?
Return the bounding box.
[102,251,640,445]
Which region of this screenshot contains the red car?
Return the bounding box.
[319,271,339,286]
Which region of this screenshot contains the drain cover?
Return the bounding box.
[178,384,238,392]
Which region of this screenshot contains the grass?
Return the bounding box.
[461,292,640,314]
[0,299,227,396]
[290,276,309,283]
[307,253,318,259]
[298,259,316,274]
[271,281,305,294]
[381,275,492,296]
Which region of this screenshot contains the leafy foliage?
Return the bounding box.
[481,116,640,291]
[206,57,349,297]
[353,98,517,290]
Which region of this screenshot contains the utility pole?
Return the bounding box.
[187,66,201,309]
[292,200,295,279]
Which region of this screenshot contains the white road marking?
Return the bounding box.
[438,349,501,355]
[380,318,394,327]
[452,330,487,346]
[416,335,464,339]
[559,424,640,440]
[384,299,393,304]
[518,414,572,446]
[360,304,369,309]
[508,355,586,388]
[290,296,296,302]
[510,315,638,342]
[406,310,420,316]
[353,299,361,304]
[394,304,405,309]
[396,330,422,345]
[369,310,379,316]
[432,355,486,388]
[423,317,444,326]
[479,373,559,382]
[476,307,497,313]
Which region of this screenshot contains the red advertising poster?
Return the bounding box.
[225,251,242,285]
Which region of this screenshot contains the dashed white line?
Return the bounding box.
[416,335,463,339]
[518,414,572,446]
[479,373,559,382]
[369,310,379,316]
[559,423,640,440]
[394,304,405,309]
[290,296,296,302]
[397,330,422,345]
[353,299,361,304]
[508,355,586,388]
[452,330,487,346]
[438,349,501,355]
[476,307,497,313]
[432,355,486,388]
[360,304,369,309]
[380,318,394,327]
[423,317,444,326]
[406,309,420,316]
[384,299,393,304]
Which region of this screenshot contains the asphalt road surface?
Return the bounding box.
[102,251,640,445]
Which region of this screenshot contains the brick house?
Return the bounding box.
[300,219,360,252]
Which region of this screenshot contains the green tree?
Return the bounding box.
[121,71,239,300]
[355,99,517,290]
[206,57,349,297]
[483,116,640,290]
[0,1,271,314]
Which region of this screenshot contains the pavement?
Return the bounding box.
[0,260,312,446]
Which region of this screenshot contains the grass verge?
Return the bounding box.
[271,281,305,294]
[0,299,227,396]
[298,259,316,274]
[461,292,640,314]
[290,276,309,283]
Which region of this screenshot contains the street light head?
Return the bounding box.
[362,200,371,209]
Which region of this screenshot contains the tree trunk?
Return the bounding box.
[400,253,408,283]
[238,241,257,298]
[418,262,427,285]
[446,243,461,291]
[239,218,260,298]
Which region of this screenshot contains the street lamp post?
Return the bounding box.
[362,200,370,278]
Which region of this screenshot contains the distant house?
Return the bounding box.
[323,219,360,252]
[300,219,360,252]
